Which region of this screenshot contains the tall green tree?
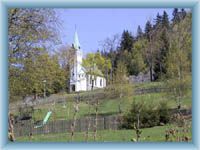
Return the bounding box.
[172,8,179,23]
[161,11,170,29]
[136,25,143,39]
[154,13,162,28]
[165,12,192,110]
[153,11,170,80]
[153,29,170,80]
[119,30,134,53]
[8,8,61,101]
[130,40,147,75]
[144,20,153,41]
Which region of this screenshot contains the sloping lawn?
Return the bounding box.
[16,124,192,142]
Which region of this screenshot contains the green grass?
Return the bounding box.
[21,90,191,122]
[16,124,192,142]
[11,81,192,122]
[134,81,164,89]
[11,81,192,142]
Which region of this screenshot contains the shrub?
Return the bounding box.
[122,100,170,129]
[158,100,170,124]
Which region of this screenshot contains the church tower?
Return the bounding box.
[70,28,85,92]
[69,27,106,92]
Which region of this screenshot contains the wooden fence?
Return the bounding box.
[14,115,122,137]
[13,108,191,137]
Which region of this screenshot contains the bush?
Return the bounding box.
[158,100,170,124]
[122,100,170,129]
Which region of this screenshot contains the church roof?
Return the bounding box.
[73,29,81,50]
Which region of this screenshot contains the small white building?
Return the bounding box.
[69,30,106,92]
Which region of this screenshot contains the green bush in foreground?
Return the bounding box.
[122,100,170,129]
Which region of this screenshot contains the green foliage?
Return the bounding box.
[161,11,170,29]
[122,100,170,129]
[130,40,147,75]
[165,13,192,108]
[158,100,170,124]
[119,30,134,53]
[136,25,143,39]
[114,60,128,84]
[155,13,162,27]
[8,8,59,61]
[172,8,187,24]
[83,52,111,77]
[9,52,66,101]
[144,20,153,41]
[153,28,169,80]
[8,8,62,101]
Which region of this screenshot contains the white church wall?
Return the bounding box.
[86,75,106,90]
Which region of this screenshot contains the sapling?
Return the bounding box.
[70,92,80,141]
[85,94,91,141]
[8,113,15,142]
[93,99,99,141]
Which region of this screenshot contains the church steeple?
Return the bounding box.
[73,26,81,50]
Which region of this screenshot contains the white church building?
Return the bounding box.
[69,30,106,92]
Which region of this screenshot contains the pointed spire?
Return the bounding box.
[73,25,81,50]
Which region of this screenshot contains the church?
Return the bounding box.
[69,30,106,92]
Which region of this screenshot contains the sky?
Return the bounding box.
[55,8,174,54]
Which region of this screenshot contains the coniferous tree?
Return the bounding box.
[120,30,134,53]
[118,30,134,75]
[154,13,162,29]
[181,8,187,19]
[154,30,169,80]
[172,8,179,23]
[144,20,153,41]
[136,25,143,39]
[153,11,170,80]
[162,11,170,29]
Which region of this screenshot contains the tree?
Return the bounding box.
[181,8,187,19]
[9,8,60,101]
[9,8,59,62]
[161,11,170,29]
[165,13,192,111]
[56,45,76,91]
[154,13,162,29]
[143,25,157,81]
[100,34,120,84]
[136,25,143,39]
[83,52,111,78]
[24,52,65,96]
[153,28,170,80]
[153,11,170,80]
[130,40,147,75]
[120,30,134,53]
[172,8,179,23]
[144,20,153,41]
[114,60,128,84]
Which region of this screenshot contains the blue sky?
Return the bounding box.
[56,8,174,54]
